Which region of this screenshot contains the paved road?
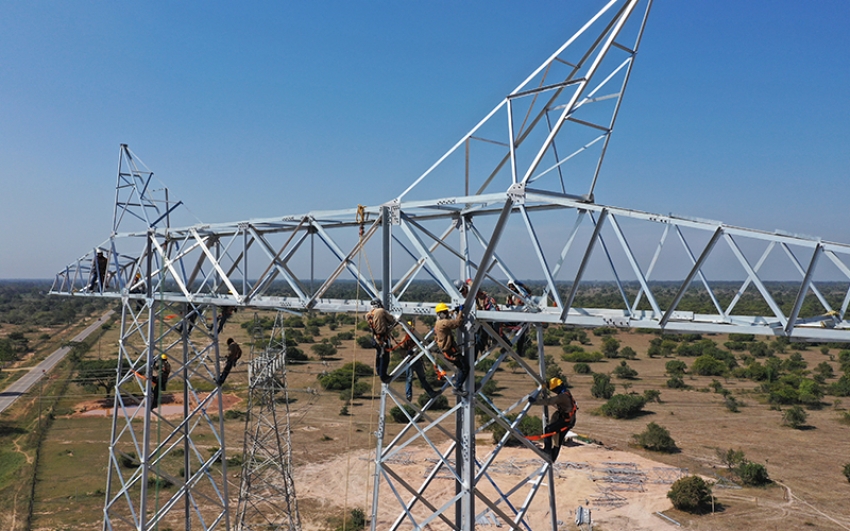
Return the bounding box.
[0,310,115,415]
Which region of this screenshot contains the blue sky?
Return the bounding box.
[1,1,848,279]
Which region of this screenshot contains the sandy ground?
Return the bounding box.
[294,439,683,531]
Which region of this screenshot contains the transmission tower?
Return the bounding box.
[50,1,850,530]
[236,312,301,531]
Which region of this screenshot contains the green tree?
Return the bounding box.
[75,359,117,397]
[633,422,676,452]
[691,354,727,376]
[613,360,638,380]
[311,342,337,359]
[736,462,770,486]
[591,373,615,399]
[600,394,646,419]
[573,362,591,374]
[843,463,850,483]
[665,360,687,376]
[601,336,620,358]
[782,405,807,429]
[619,346,637,360]
[667,476,712,513]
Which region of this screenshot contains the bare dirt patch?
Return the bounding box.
[293,441,682,531]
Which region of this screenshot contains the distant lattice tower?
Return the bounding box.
[236,312,301,531]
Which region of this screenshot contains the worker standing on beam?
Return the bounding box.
[367,299,395,383]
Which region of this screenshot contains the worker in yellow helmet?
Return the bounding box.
[434,302,467,395]
[528,377,578,461]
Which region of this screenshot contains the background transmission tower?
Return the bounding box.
[236,312,301,531]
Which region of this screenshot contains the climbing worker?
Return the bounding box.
[434,302,468,395]
[215,306,236,334]
[150,353,171,410]
[217,338,242,385]
[528,377,578,462]
[367,299,396,383]
[393,321,439,401]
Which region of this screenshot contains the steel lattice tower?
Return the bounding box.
[236,313,301,531]
[51,1,850,530]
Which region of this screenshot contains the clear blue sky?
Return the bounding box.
[1,1,848,279]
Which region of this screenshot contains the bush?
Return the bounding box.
[600,394,646,419]
[736,461,770,486]
[782,405,807,429]
[665,360,687,376]
[667,476,712,513]
[666,376,688,389]
[573,362,592,374]
[477,358,497,373]
[691,354,727,376]
[389,405,421,423]
[643,389,661,403]
[338,381,371,401]
[612,360,638,379]
[844,463,850,483]
[356,335,375,349]
[417,393,450,410]
[491,414,543,446]
[311,342,337,359]
[619,346,637,360]
[286,347,308,363]
[601,336,620,358]
[591,373,615,399]
[633,422,677,452]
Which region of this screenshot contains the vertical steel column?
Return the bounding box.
[540,324,558,531]
[140,232,157,531]
[183,306,191,531]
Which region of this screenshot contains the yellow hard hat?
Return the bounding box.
[435,302,450,314]
[161,354,168,360]
[548,377,563,390]
[407,321,413,327]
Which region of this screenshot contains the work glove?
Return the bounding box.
[527,395,536,404]
[454,304,464,313]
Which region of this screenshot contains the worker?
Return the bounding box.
[392,321,438,401]
[367,299,396,383]
[150,353,171,410]
[505,281,532,357]
[215,306,235,334]
[528,377,578,462]
[89,251,108,292]
[217,338,242,385]
[473,286,504,358]
[505,280,531,307]
[434,302,468,395]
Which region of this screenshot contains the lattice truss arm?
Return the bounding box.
[51,188,850,342]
